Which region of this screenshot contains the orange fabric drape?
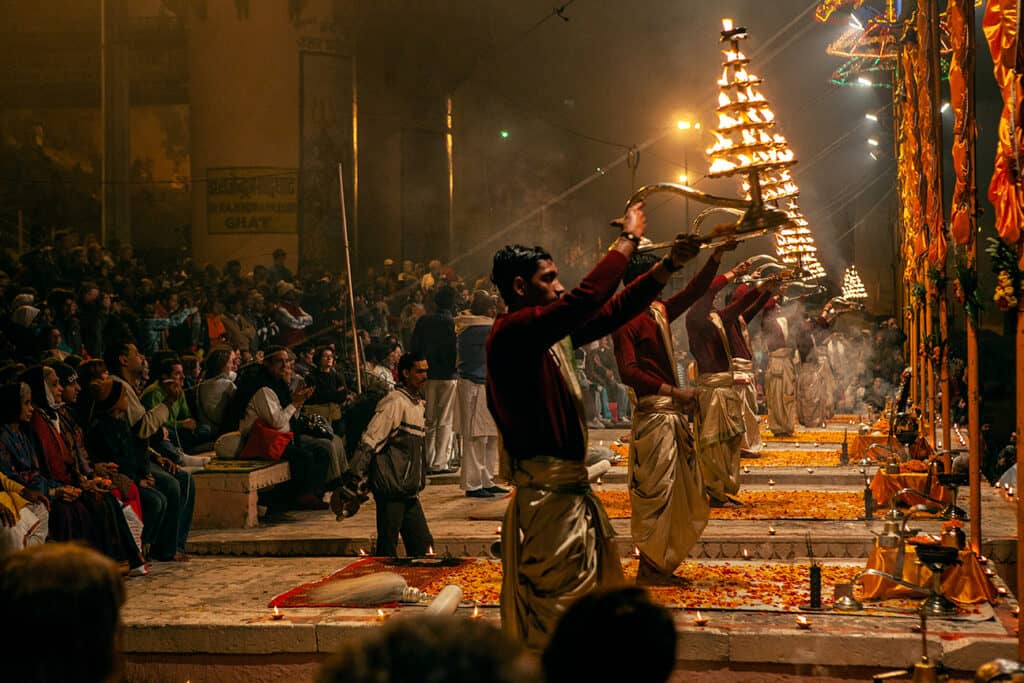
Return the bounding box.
[870,470,952,506]
[916,5,946,268]
[983,0,1024,249]
[860,546,998,603]
[949,0,976,246]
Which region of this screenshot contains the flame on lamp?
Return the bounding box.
[722,18,734,31]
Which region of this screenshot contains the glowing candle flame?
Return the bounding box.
[426,546,436,556]
[722,18,734,31]
[358,548,368,556]
[633,546,641,558]
[472,605,482,618]
[377,608,387,620]
[796,615,810,628]
[768,525,776,535]
[742,548,750,559]
[272,606,284,620]
[694,610,709,625]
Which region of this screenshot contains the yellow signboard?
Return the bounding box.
[206,167,298,234]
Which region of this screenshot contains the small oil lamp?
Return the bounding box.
[693,610,709,626]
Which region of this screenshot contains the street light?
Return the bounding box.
[857,77,872,87]
[867,137,880,147]
[865,113,878,122]
[940,102,950,113]
[677,120,692,130]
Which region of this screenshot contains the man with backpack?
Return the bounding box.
[331,352,433,557]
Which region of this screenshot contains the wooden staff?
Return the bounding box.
[958,0,982,559]
[338,162,362,393]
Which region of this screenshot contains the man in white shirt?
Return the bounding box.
[226,346,332,510]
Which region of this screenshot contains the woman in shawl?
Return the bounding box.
[19,366,145,572]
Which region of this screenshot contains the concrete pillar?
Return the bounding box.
[186,0,348,275]
[101,0,132,248]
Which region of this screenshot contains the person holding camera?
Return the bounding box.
[223,347,333,510]
[331,352,433,557]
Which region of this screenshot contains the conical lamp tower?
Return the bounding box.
[842,265,868,299]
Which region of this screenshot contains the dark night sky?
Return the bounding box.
[414,0,999,296]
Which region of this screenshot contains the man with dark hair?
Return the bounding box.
[105,341,183,441]
[410,286,458,474]
[141,356,207,453]
[543,587,675,683]
[0,543,126,683]
[611,244,733,585]
[333,351,433,556]
[486,202,699,646]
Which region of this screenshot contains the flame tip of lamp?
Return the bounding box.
[722,18,733,31]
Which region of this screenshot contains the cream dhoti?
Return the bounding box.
[765,348,797,435]
[695,371,745,503]
[629,395,709,574]
[797,354,828,428]
[731,357,762,454]
[501,457,623,648]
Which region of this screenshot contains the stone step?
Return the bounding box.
[429,467,867,487]
[119,556,1017,683]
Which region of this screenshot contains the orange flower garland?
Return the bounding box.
[421,559,867,612]
[741,449,840,468]
[760,429,846,444]
[595,489,865,520]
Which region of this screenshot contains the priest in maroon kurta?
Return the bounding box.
[611,247,728,584]
[486,203,699,647]
[728,282,777,456]
[685,261,763,504]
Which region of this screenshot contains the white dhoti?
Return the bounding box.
[502,457,623,648]
[797,357,828,428]
[455,378,498,491]
[766,347,797,435]
[629,395,709,574]
[425,379,458,470]
[696,371,745,503]
[731,357,762,454]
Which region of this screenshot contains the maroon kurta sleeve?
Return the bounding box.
[612,319,666,396]
[664,254,722,321]
[500,249,631,352]
[741,288,774,324]
[572,268,664,348]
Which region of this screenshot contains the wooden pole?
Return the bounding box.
[922,286,933,444]
[924,0,951,456]
[959,0,982,560]
[1018,286,1024,659]
[939,296,951,458]
[338,162,363,394]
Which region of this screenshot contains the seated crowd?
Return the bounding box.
[0,236,635,570]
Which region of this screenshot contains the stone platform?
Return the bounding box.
[127,426,1019,682]
[122,556,1018,683]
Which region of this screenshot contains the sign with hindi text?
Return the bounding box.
[206,167,298,234]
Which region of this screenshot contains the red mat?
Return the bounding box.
[269,557,474,608]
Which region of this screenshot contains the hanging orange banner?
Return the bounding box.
[983,0,1024,249]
